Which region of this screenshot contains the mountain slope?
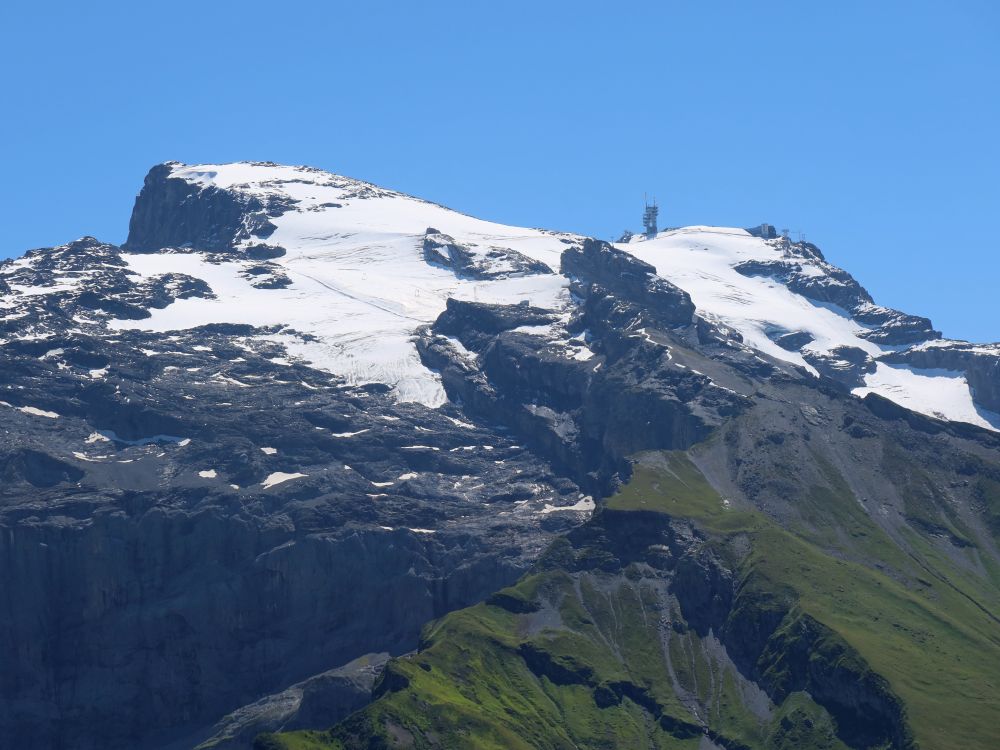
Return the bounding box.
[620,228,998,429]
[120,161,576,406]
[0,161,998,749]
[113,161,1000,427]
[265,347,1000,750]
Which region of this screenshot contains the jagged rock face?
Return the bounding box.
[732,249,940,345]
[433,297,556,340]
[193,653,389,749]
[126,162,293,253]
[422,228,553,279]
[561,238,695,328]
[417,280,752,496]
[801,345,877,388]
[769,329,814,351]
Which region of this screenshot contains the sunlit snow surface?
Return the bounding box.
[621,227,998,431]
[111,163,574,406]
[99,163,996,430]
[853,363,998,427]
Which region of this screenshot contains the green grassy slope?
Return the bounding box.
[613,453,1000,750]
[263,450,1000,750]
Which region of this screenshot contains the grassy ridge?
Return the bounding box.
[613,453,1000,749]
[264,451,1000,750]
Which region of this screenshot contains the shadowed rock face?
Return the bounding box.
[417,269,750,497]
[0,448,84,486]
[422,228,553,279]
[0,349,584,748]
[561,238,696,328]
[193,653,390,750]
[433,297,556,339]
[802,345,877,389]
[0,235,589,749]
[125,162,293,253]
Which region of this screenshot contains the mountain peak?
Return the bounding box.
[3,160,1000,749]
[3,160,998,428]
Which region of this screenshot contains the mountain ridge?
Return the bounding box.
[1,161,998,749]
[119,161,1000,428]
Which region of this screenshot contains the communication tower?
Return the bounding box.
[642,196,659,237]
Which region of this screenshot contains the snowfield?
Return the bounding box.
[30,160,995,432]
[622,227,999,431]
[111,162,574,407]
[622,227,881,370]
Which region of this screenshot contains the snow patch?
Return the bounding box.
[261,471,307,489]
[853,363,997,430]
[17,406,59,419]
[539,496,596,515]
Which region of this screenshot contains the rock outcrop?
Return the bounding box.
[126,162,293,253]
[193,653,389,750]
[733,243,940,345]
[422,228,553,279]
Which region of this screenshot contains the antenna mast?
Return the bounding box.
[642,195,659,237]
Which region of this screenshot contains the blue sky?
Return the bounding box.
[1,1,997,340]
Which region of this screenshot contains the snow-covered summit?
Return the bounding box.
[2,160,997,430]
[115,161,579,405]
[621,226,997,430]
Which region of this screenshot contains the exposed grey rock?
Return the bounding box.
[241,262,291,289]
[417,280,749,497]
[733,243,940,345]
[771,329,814,351]
[433,297,556,344]
[126,163,294,253]
[422,228,553,279]
[193,653,389,749]
[561,238,695,328]
[802,345,877,388]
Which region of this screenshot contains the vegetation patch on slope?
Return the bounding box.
[262,449,1000,750]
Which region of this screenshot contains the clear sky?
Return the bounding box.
[1,1,997,340]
